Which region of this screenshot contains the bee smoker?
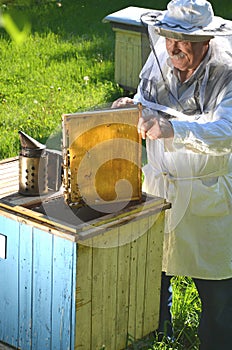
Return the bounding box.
[18,131,48,196]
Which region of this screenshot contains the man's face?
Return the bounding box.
[165,38,209,72]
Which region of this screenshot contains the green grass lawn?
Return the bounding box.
[0,0,231,159]
[0,0,231,348]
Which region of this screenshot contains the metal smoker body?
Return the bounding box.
[18,131,48,196]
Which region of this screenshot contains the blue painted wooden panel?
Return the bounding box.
[51,235,76,350]
[31,227,53,350]
[0,214,76,350]
[0,215,20,348]
[18,222,33,350]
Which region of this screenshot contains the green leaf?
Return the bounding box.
[2,13,31,44]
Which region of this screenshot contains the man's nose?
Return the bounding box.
[168,40,179,53]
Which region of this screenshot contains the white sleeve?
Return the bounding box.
[171,84,232,155]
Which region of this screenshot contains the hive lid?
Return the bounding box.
[62,107,142,209]
[103,6,155,27]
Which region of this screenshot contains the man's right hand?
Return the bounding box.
[111,97,134,109]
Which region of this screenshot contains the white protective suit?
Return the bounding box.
[134,36,232,279]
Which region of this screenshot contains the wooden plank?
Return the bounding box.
[115,224,131,349]
[0,203,77,238]
[127,225,137,340]
[114,31,121,85]
[0,205,77,244]
[91,243,105,349]
[101,241,117,349]
[75,243,92,350]
[0,193,168,244]
[143,212,164,335]
[91,227,118,350]
[0,169,17,177]
[126,217,149,341]
[0,168,18,176]
[114,29,141,90]
[0,179,18,189]
[0,159,18,178]
[134,217,149,340]
[0,164,18,172]
[0,341,16,349]
[0,177,18,186]
[18,222,33,350]
[31,227,53,350]
[0,162,18,171]
[0,158,19,198]
[0,157,19,165]
[0,216,19,348]
[71,248,77,350]
[126,36,134,87]
[51,235,75,350]
[0,185,18,198]
[141,32,151,66]
[0,217,75,350]
[131,34,141,89]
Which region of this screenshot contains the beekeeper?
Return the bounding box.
[112,0,232,349]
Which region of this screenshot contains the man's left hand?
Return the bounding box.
[138,115,174,140]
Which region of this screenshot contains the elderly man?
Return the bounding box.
[112,0,232,349]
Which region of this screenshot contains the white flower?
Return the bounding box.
[83,76,89,84]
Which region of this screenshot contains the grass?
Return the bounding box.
[125,277,201,350]
[0,1,123,158]
[0,0,231,349]
[0,30,119,157]
[0,0,231,158]
[0,0,172,159]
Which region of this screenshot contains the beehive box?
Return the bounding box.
[104,7,152,91]
[62,107,142,206]
[0,107,170,350]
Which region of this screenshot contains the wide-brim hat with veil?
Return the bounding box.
[141,0,232,42]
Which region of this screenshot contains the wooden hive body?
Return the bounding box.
[0,107,170,350]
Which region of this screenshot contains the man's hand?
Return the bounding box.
[111,97,134,109]
[137,112,174,140]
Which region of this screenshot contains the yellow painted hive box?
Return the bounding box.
[103,7,152,91]
[0,107,170,350]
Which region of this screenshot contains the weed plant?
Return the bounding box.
[0,0,230,349]
[126,277,201,350]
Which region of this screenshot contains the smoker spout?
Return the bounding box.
[18,130,46,152]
